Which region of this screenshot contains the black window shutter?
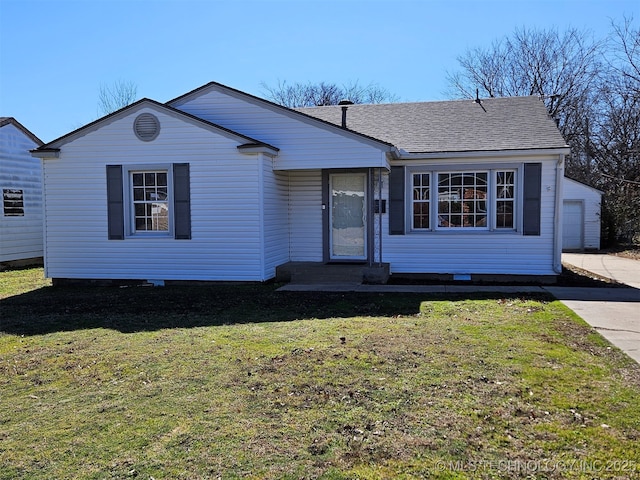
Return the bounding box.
[523,163,542,236]
[389,166,405,235]
[173,163,191,240]
[106,165,124,240]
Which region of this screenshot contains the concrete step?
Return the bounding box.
[276,262,389,285]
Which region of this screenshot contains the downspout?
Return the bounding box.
[368,168,374,267]
[40,157,49,280]
[378,167,383,267]
[553,154,565,274]
[258,152,266,281]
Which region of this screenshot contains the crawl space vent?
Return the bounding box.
[133,113,160,141]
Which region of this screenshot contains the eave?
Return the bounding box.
[30,148,60,159]
[237,143,280,157]
[392,146,571,161]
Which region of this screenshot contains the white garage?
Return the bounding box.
[563,177,602,251]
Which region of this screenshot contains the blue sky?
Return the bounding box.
[1,0,637,143]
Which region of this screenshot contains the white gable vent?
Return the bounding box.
[133,113,160,141]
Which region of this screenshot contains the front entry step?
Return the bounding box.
[275,262,390,285]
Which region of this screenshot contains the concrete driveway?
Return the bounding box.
[549,253,640,363]
[563,252,640,289]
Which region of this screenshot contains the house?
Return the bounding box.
[0,117,44,266]
[31,82,570,284]
[562,177,602,251]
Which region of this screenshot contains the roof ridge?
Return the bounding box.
[34,98,276,151]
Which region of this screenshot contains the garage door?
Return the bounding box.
[563,200,583,250]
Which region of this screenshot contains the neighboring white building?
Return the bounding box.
[32,82,570,284]
[563,177,602,251]
[0,117,43,265]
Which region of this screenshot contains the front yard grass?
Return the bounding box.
[1,268,639,479]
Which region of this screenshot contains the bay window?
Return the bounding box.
[410,168,518,231]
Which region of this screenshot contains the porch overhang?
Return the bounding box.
[273,148,396,172]
[391,147,571,161]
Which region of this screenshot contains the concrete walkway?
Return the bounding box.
[279,253,640,363]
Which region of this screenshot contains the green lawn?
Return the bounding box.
[1,268,639,479]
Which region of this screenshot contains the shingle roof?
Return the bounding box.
[297,96,568,154]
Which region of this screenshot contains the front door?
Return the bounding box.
[329,173,367,261]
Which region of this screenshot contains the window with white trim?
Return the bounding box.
[496,170,516,229]
[3,189,24,216]
[129,169,170,234]
[409,168,517,231]
[438,172,487,228]
[412,173,430,229]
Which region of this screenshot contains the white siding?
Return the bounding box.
[43,107,269,281]
[382,157,560,276]
[0,123,43,262]
[261,158,289,279]
[288,170,323,261]
[563,178,601,250]
[171,88,389,171]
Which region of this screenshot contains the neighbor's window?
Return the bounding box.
[3,189,24,216]
[437,172,487,228]
[130,171,169,232]
[412,173,430,229]
[496,170,516,229]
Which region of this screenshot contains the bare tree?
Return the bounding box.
[447,27,603,139]
[610,16,640,94]
[596,17,640,243]
[261,80,398,107]
[98,80,138,116]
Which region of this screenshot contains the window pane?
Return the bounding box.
[134,204,145,216]
[132,173,143,186]
[131,170,170,234]
[145,173,156,186]
[151,203,169,231]
[495,171,515,229]
[411,173,430,229]
[3,189,25,216]
[136,218,147,230]
[497,201,514,228]
[145,187,158,200]
[133,187,144,201]
[437,172,487,228]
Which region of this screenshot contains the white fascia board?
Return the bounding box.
[392,147,571,163]
[30,149,59,159]
[34,99,271,152]
[237,145,280,157]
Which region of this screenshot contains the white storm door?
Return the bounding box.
[330,173,367,260]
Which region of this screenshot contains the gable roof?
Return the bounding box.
[565,176,604,194]
[32,99,278,154]
[167,81,395,152]
[297,96,569,154]
[0,117,43,146]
